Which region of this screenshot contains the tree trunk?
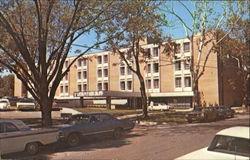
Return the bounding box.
[192,80,200,108]
[138,74,148,118]
[40,97,52,127]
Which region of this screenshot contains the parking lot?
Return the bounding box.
[2,114,249,160]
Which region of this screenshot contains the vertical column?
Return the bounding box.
[106,96,111,110]
[80,97,84,108]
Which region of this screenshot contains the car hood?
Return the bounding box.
[175,147,248,160]
[53,124,72,129]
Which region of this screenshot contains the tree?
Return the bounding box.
[0,0,130,126]
[161,0,248,107]
[0,74,14,97]
[105,1,163,118]
[218,17,250,107]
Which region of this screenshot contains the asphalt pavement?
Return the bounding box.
[2,114,249,160]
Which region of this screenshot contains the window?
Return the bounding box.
[78,84,82,92]
[83,71,87,79]
[78,72,82,79]
[104,68,108,77]
[103,82,108,91]
[175,61,181,71]
[153,63,159,73]
[120,81,125,90]
[208,135,250,157]
[65,61,69,68]
[98,114,113,121]
[175,44,181,53]
[97,83,102,91]
[83,84,87,91]
[120,66,125,75]
[146,79,151,89]
[127,80,132,90]
[65,73,69,81]
[6,123,18,132]
[103,55,108,63]
[175,77,182,88]
[65,85,68,93]
[145,48,151,58]
[78,59,82,67]
[83,58,87,66]
[97,56,102,64]
[184,60,190,70]
[153,79,159,89]
[60,86,63,93]
[153,47,159,57]
[184,76,191,87]
[146,64,151,73]
[183,42,190,52]
[127,67,132,75]
[97,69,102,77]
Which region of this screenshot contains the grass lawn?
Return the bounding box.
[135,111,187,124]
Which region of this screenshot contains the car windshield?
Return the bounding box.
[208,135,250,157]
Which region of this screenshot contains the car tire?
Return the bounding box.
[67,133,81,147]
[25,142,39,155]
[113,128,123,139]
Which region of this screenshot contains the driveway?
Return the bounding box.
[2,114,249,160]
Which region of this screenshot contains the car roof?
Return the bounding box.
[216,126,249,139]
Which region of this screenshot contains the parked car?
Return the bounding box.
[56,113,135,147]
[175,126,250,160]
[0,99,10,110]
[148,102,170,111]
[215,106,227,120]
[186,107,217,123]
[16,98,37,111]
[0,119,59,156]
[224,106,235,118]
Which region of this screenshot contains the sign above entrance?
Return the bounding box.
[73,91,141,98]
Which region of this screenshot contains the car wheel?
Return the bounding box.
[113,128,123,139]
[25,142,39,155]
[67,133,81,147]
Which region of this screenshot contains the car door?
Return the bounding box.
[88,114,115,135]
[0,122,23,154]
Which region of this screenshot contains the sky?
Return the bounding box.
[69,1,224,55]
[1,1,247,76]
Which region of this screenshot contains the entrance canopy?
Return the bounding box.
[73,91,141,98]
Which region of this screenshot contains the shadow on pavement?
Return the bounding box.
[2,131,144,160]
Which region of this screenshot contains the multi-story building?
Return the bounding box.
[14,36,244,109]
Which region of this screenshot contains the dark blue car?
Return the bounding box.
[56,113,135,147]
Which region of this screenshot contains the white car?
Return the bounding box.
[0,119,59,156]
[0,99,10,110]
[148,103,170,111]
[16,98,36,111]
[176,126,250,160]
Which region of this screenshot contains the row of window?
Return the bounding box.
[175,76,191,88]
[63,76,191,93]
